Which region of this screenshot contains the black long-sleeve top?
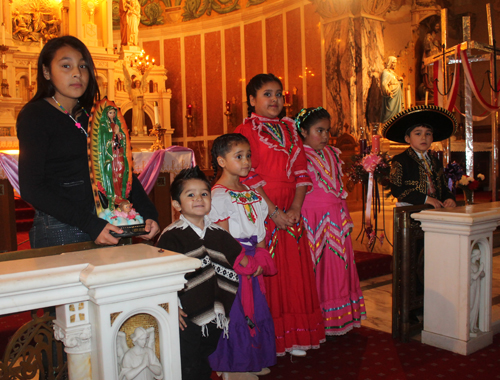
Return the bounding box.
[18,99,158,241]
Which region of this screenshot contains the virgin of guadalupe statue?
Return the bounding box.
[380,56,403,123]
[117,327,163,380]
[100,105,131,208]
[89,99,133,212]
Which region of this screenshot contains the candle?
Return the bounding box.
[187,104,192,116]
[372,135,380,154]
[28,63,31,82]
[435,150,443,163]
[226,100,230,112]
[425,90,429,106]
[359,139,367,156]
[153,101,160,125]
[407,85,412,108]
[284,91,290,104]
[2,25,5,46]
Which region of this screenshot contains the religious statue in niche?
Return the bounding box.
[117,327,163,380]
[119,0,141,46]
[123,62,151,135]
[422,17,441,95]
[380,56,403,124]
[470,248,485,334]
[89,98,146,236]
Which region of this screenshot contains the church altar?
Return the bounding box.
[0,243,200,379]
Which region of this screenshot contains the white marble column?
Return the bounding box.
[54,301,92,380]
[412,203,500,355]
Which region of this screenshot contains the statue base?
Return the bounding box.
[110,223,147,238]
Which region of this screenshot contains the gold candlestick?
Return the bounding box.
[149,123,167,151]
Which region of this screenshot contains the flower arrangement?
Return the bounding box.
[457,173,484,204]
[347,152,391,189]
[444,161,464,194]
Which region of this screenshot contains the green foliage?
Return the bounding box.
[182,0,240,22]
[142,2,165,25]
[246,0,266,6]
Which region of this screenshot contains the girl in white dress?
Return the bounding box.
[208,133,277,380]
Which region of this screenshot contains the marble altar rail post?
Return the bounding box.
[412,203,500,355]
[0,244,200,379]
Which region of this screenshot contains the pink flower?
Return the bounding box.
[361,153,382,174]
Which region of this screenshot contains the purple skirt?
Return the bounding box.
[208,236,277,372]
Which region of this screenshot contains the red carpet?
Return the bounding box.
[354,251,392,281]
[211,327,500,380]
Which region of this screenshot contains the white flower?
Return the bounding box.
[477,173,485,181]
[458,175,470,186]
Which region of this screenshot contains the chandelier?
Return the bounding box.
[131,50,155,75]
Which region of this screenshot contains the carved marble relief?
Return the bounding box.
[11,0,61,43]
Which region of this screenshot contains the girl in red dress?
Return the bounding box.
[234,74,325,357]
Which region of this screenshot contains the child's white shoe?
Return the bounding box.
[290,349,307,357]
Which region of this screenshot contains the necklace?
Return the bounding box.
[52,96,89,137]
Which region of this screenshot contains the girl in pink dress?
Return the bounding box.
[235,74,325,357]
[295,107,366,335]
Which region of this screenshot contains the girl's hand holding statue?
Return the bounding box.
[95,223,123,245]
[138,219,160,240]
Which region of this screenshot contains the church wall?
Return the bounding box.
[136,0,322,169]
[224,26,244,131]
[304,5,323,110]
[205,31,224,137]
[162,38,183,138]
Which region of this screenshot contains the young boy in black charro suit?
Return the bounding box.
[382,105,457,209]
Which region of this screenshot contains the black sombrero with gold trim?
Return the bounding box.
[382,105,457,144]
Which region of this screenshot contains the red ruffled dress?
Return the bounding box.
[235,114,325,356]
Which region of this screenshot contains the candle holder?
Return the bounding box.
[149,123,167,151]
[186,113,195,136]
[284,103,293,118]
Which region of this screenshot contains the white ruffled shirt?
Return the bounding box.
[209,185,268,246]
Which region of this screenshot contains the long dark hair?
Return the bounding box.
[294,107,331,140]
[211,133,250,184]
[246,73,282,117]
[29,36,100,115]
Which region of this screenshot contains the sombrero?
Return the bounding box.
[382,105,457,144]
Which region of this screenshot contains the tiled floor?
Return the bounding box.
[349,207,500,339]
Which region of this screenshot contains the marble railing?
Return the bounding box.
[0,244,200,380]
[412,202,500,355]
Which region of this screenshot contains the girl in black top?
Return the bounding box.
[18,36,159,248]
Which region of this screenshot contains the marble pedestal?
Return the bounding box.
[413,203,500,355]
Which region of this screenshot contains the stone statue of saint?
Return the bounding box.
[123,63,151,135]
[470,248,485,334]
[119,0,141,46]
[380,56,403,123]
[117,327,163,380]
